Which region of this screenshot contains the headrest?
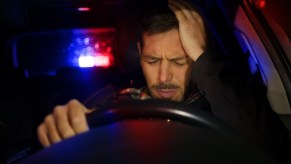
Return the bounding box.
[113,2,142,74]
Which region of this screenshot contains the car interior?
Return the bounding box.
[0,0,290,163]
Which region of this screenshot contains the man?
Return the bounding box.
[37,0,290,163]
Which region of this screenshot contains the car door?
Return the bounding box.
[217,0,291,131]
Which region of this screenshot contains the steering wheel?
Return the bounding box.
[20,99,279,164]
[86,99,239,136]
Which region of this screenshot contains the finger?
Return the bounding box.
[44,115,62,144]
[168,1,187,22]
[180,0,205,28]
[53,105,76,139]
[37,124,50,147]
[170,0,204,27]
[172,0,205,34]
[179,0,203,19]
[169,0,194,20]
[67,99,89,134]
[189,10,206,38]
[177,0,197,12]
[195,16,206,36]
[189,9,205,30]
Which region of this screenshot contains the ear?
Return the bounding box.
[137,42,142,56]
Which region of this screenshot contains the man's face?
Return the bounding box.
[138,29,193,102]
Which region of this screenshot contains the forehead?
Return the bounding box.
[141,29,187,58]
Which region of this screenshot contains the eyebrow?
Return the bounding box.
[142,55,161,60]
[169,57,188,62]
[142,55,188,61]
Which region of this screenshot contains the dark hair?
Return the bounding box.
[140,8,178,35]
[138,2,210,50]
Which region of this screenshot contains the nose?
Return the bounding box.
[158,61,173,83]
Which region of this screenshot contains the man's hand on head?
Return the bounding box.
[168,0,206,61]
[37,99,91,148]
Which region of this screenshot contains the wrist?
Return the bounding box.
[189,47,205,61]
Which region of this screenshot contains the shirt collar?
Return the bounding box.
[119,86,204,104]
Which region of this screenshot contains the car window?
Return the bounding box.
[250,0,291,64]
[11,28,115,76]
[233,0,291,114]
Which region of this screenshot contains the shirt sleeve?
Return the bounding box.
[191,50,291,163]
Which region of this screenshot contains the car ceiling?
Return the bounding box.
[1,0,127,29]
[1,0,219,29]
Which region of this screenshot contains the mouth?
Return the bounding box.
[154,89,177,99]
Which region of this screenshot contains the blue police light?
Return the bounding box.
[66,29,115,68]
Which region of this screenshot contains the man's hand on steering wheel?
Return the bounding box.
[37,99,91,147]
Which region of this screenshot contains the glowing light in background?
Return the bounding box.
[95,56,110,67]
[94,43,100,49]
[67,30,115,68]
[252,0,266,9]
[84,37,90,45]
[258,0,266,8]
[78,55,110,67]
[107,47,112,52]
[79,56,95,67]
[78,7,91,12]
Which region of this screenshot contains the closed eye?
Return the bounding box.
[171,59,187,67]
[169,57,188,67]
[147,60,159,64]
[174,62,185,66]
[142,55,161,65]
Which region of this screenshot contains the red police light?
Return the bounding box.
[252,0,266,9]
[78,7,91,12]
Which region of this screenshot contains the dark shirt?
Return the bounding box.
[192,51,291,164]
